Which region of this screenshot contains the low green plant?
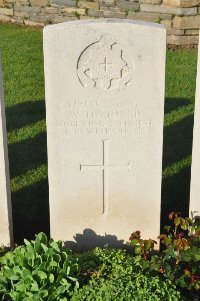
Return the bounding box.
[0,233,80,301]
[159,212,200,293]
[129,212,200,299]
[129,230,157,259]
[72,248,180,301]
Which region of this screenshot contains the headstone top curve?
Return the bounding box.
[44,18,165,33]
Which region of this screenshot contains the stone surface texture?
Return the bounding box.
[190,37,200,219]
[44,19,166,249]
[163,0,200,7]
[0,0,200,46]
[0,53,13,246]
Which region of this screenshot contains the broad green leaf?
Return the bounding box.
[194,254,200,261]
[38,289,48,298]
[49,261,58,267]
[21,269,31,279]
[38,271,47,280]
[135,246,142,255]
[49,273,54,283]
[37,233,48,245]
[15,284,26,293]
[5,268,15,279]
[34,240,42,253]
[164,237,172,246]
[66,266,70,275]
[144,240,152,250]
[24,239,31,246]
[31,281,39,292]
[130,239,138,246]
[10,275,20,281]
[174,217,181,226]
[41,243,48,252]
[50,241,60,252]
[56,285,66,294]
[13,266,22,275]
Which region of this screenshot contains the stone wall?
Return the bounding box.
[0,0,200,46]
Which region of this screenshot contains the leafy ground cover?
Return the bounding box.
[0,23,198,244]
[0,212,199,300]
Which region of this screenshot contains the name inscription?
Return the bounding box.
[57,100,152,136]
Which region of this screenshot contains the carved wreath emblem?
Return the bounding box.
[77,34,133,95]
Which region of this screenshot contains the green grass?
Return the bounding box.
[0,23,198,243]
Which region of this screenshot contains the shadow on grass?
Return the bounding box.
[161,167,191,232]
[12,179,50,244]
[164,97,191,115]
[8,97,195,244]
[9,132,47,178]
[162,107,194,170]
[6,100,45,131]
[161,98,194,232]
[6,100,49,244]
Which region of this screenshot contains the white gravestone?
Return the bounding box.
[44,19,166,248]
[0,52,13,246]
[190,39,200,218]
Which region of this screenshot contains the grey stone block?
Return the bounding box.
[117,0,139,11]
[30,14,54,22]
[14,5,41,13]
[50,0,76,7]
[88,9,104,17]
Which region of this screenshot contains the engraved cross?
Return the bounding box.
[99,58,112,72]
[80,140,131,214]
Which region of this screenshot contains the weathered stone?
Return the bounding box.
[190,41,200,219]
[163,0,200,8]
[61,7,86,15]
[53,15,77,22]
[10,16,24,23]
[43,19,166,249]
[160,19,172,29]
[185,29,199,35]
[0,53,13,246]
[50,0,76,6]
[173,15,200,29]
[5,0,16,3]
[30,14,54,23]
[100,6,120,11]
[16,0,29,5]
[166,28,184,35]
[30,0,48,7]
[0,7,13,15]
[103,10,126,17]
[116,0,139,11]
[78,1,99,9]
[14,5,40,13]
[98,0,115,7]
[0,14,10,22]
[88,9,104,16]
[140,4,197,15]
[139,0,162,4]
[80,15,95,19]
[41,7,59,14]
[14,10,29,17]
[24,19,45,26]
[128,11,172,21]
[167,34,199,44]
[0,0,4,7]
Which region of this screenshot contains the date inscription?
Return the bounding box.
[57,100,152,136]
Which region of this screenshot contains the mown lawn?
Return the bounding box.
[0,23,198,243]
